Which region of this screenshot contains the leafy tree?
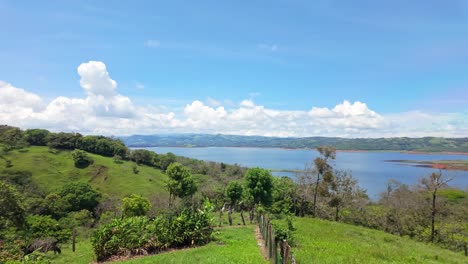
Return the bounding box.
[225,181,243,225]
[244,167,274,207]
[0,127,27,151]
[26,215,71,242]
[58,182,101,213]
[0,180,25,228]
[312,146,336,217]
[244,167,273,222]
[47,132,82,150]
[165,162,197,207]
[24,129,50,146]
[44,193,71,219]
[71,149,93,168]
[271,176,298,215]
[159,152,176,170]
[122,194,151,217]
[130,149,155,166]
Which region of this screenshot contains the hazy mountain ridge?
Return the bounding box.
[121,134,468,152]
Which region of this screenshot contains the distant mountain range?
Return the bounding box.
[120,134,468,152]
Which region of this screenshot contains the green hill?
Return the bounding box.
[2,146,167,198]
[121,134,468,152]
[292,217,466,263]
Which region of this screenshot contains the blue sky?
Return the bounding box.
[0,0,467,137]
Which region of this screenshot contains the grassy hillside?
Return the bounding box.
[292,217,466,264]
[2,146,167,198]
[44,226,266,264]
[123,226,267,264]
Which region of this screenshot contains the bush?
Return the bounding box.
[92,208,213,261]
[92,216,153,262]
[71,149,93,168]
[122,194,151,217]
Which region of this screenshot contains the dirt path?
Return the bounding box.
[254,225,269,261]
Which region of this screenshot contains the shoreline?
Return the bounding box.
[132,146,468,155]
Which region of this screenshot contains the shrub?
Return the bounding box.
[92,208,213,261]
[71,149,93,168]
[92,216,152,262]
[122,194,151,217]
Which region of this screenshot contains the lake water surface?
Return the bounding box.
[143,147,468,199]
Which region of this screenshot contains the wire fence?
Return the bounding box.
[257,215,296,264]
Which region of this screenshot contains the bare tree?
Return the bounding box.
[420,166,452,243]
[312,146,336,217]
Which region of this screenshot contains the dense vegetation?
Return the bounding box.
[0,125,466,263]
[121,133,468,152]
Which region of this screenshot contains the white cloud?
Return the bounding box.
[1,61,466,137]
[0,81,44,111]
[77,61,117,97]
[144,40,160,48]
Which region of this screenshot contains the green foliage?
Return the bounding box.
[244,167,274,206]
[92,208,213,262]
[24,129,50,146]
[122,194,151,217]
[166,162,197,202]
[71,149,93,168]
[58,182,101,213]
[271,215,296,245]
[0,127,28,151]
[26,215,71,242]
[271,177,297,215]
[225,181,243,206]
[121,226,267,264]
[92,216,152,262]
[0,180,25,228]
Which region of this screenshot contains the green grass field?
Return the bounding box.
[3,146,167,198]
[292,217,466,264]
[46,226,266,264]
[122,226,267,264]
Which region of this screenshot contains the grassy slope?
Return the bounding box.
[293,217,466,264]
[47,226,266,264]
[123,226,267,264]
[3,146,167,198]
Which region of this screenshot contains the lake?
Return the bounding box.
[142,147,468,199]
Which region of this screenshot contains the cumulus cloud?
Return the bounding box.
[77,61,117,97]
[0,81,44,111]
[0,61,466,137]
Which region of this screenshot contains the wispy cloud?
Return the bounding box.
[144,39,160,48]
[257,43,278,52]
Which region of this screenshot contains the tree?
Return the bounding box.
[271,176,298,215]
[0,127,27,151]
[71,149,93,168]
[420,166,452,243]
[165,163,197,207]
[244,167,273,222]
[24,129,50,146]
[225,181,243,225]
[58,182,101,213]
[312,146,336,217]
[0,180,25,228]
[328,170,366,221]
[122,194,151,217]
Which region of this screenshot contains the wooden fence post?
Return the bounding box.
[284,240,290,264]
